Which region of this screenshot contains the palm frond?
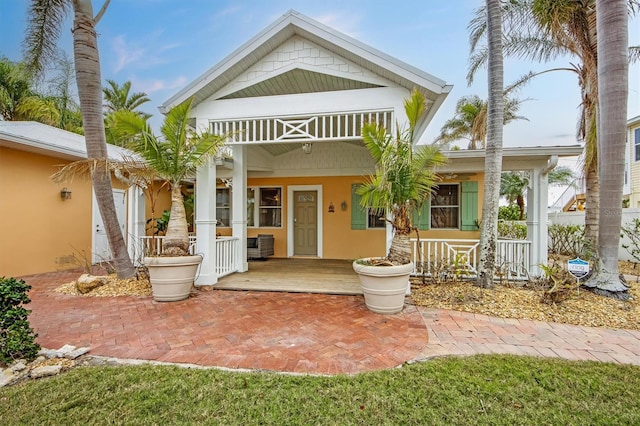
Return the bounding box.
[23,0,70,76]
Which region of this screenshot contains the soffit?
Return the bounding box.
[221,68,381,99]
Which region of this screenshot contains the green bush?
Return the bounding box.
[498,204,523,221]
[498,221,527,240]
[0,277,40,365]
[548,224,591,258]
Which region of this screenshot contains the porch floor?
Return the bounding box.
[214,258,362,294]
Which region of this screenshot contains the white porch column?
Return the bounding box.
[526,166,551,276]
[232,144,248,272]
[126,186,146,266]
[195,158,218,285]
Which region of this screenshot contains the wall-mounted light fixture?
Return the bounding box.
[60,187,72,200]
[328,202,335,213]
[341,201,347,211]
[302,143,312,154]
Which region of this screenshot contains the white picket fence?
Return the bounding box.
[411,238,531,281]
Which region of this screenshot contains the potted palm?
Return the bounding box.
[113,98,225,301]
[354,89,446,314]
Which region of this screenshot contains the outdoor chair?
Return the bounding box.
[247,234,274,259]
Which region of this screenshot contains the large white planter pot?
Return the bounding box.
[352,259,413,314]
[145,255,203,302]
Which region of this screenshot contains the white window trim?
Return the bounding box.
[634,128,640,162]
[216,187,231,228]
[287,185,323,258]
[431,183,460,230]
[247,186,284,229]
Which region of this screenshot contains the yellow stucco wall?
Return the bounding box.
[212,174,483,260]
[0,147,93,277]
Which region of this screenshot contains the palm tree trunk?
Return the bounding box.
[584,0,629,299]
[388,233,412,266]
[583,161,599,252]
[516,194,525,220]
[163,184,190,256]
[72,1,135,279]
[476,0,504,289]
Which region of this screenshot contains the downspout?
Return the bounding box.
[542,155,558,176]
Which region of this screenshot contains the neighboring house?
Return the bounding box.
[0,121,140,277]
[627,114,640,208]
[155,10,582,286]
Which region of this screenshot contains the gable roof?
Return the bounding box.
[0,121,130,161]
[160,10,452,134]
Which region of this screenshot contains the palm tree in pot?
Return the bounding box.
[353,89,447,313]
[113,98,225,301]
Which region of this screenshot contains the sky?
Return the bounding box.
[1,0,639,155]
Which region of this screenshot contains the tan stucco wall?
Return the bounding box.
[227,174,485,260]
[0,147,93,277]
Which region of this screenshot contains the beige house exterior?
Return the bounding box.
[627,115,640,208]
[154,10,583,285]
[0,122,132,277]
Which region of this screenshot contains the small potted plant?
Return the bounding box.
[353,89,446,314]
[113,98,225,301]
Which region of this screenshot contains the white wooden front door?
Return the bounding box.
[93,189,127,263]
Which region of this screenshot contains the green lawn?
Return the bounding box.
[1,355,638,425]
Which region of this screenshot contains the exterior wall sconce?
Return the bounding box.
[341,201,347,211]
[302,143,312,154]
[328,202,335,213]
[60,187,72,200]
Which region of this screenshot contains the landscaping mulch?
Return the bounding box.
[411,278,639,331]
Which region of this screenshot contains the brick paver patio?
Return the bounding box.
[20,270,640,374]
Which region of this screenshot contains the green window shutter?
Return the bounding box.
[461,181,479,231]
[351,184,366,230]
[413,199,430,230]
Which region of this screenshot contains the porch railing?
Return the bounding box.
[139,235,198,257]
[411,238,531,281]
[210,109,394,144]
[137,235,240,279]
[216,237,240,278]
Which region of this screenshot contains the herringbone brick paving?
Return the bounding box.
[20,269,640,374]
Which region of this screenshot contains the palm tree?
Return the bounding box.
[357,89,447,266]
[476,0,504,289]
[103,80,150,147]
[24,0,136,279]
[45,52,84,134]
[500,166,575,220]
[0,57,59,125]
[102,79,150,114]
[111,98,225,255]
[435,91,528,149]
[468,0,640,253]
[584,0,629,299]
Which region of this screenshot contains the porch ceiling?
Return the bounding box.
[221,69,382,99]
[252,139,363,157]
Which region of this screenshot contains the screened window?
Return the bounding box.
[216,188,231,227]
[635,128,640,161]
[431,184,459,229]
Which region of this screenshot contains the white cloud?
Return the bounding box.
[314,12,362,38]
[111,35,145,73]
[132,76,188,94]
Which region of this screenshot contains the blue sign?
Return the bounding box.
[567,258,590,279]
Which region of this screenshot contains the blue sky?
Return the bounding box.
[1,0,639,151]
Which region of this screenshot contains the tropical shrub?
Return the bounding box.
[497,220,527,240]
[548,224,591,258]
[498,204,522,221]
[0,277,40,365]
[621,218,640,264]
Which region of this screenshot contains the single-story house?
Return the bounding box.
[0,121,143,277]
[151,10,583,286]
